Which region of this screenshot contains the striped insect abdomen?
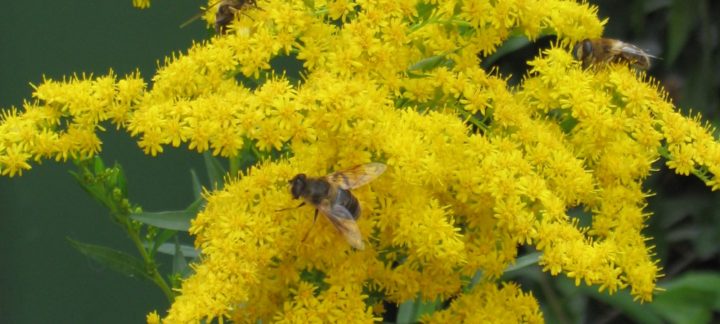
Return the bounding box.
[335,188,361,219]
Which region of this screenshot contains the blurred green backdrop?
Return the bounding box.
[1,0,719,323]
[0,1,209,322]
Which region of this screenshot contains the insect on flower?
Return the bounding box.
[281,163,387,250]
[572,38,658,70]
[180,0,259,34]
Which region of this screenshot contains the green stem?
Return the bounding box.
[538,272,570,324]
[250,143,263,160]
[123,219,175,302]
[76,159,175,303]
[455,107,490,133]
[229,154,240,176]
[657,145,711,183]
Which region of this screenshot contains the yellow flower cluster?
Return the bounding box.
[132,0,151,9]
[425,283,542,323]
[0,72,144,176]
[4,0,720,322]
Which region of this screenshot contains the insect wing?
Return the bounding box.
[326,163,386,190]
[616,42,656,58]
[319,201,365,250]
[613,41,655,69]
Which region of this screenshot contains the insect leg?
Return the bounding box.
[300,209,319,243]
[275,202,306,212]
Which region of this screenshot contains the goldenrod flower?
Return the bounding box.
[133,0,150,9]
[146,310,161,324]
[4,0,720,322]
[424,283,542,323]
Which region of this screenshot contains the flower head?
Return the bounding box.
[3,0,719,322]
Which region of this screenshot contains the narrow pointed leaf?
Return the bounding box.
[481,35,530,68]
[190,169,203,201]
[67,238,151,281]
[396,299,416,324]
[203,151,226,189]
[92,156,105,174]
[650,272,720,323]
[409,55,446,72]
[505,252,540,273]
[156,242,200,258]
[186,197,204,215]
[69,171,112,209]
[172,239,189,275]
[130,209,194,231]
[577,285,663,324]
[130,198,203,231]
[151,229,178,255]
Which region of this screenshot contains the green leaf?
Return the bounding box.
[481,35,530,69]
[190,169,203,201]
[414,298,441,320]
[465,270,483,293]
[667,0,699,65]
[130,198,203,231]
[414,1,436,20]
[397,296,440,323]
[186,197,204,215]
[151,229,177,255]
[409,54,447,72]
[203,151,226,189]
[69,170,113,210]
[155,242,200,258]
[237,139,259,172]
[466,252,540,293]
[172,239,189,276]
[130,209,194,231]
[652,290,713,324]
[652,272,720,320]
[577,285,664,324]
[396,299,416,324]
[506,252,541,273]
[92,155,105,174]
[651,285,715,324]
[67,238,152,281]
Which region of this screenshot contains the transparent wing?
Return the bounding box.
[318,201,365,250]
[614,42,658,59]
[325,162,386,190]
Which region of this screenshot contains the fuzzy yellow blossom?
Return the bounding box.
[3,0,720,322]
[132,0,150,9]
[424,283,543,323]
[146,310,160,324]
[0,72,144,176]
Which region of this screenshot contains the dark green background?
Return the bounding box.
[2,0,719,323]
[0,1,210,322]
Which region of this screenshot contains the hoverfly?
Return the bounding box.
[180,0,259,34]
[572,38,657,70]
[284,163,387,250]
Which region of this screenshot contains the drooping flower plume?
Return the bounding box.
[3,0,720,322]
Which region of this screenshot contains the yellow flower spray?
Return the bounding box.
[3,0,720,322]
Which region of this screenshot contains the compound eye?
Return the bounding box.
[572,43,582,60]
[581,39,592,59]
[290,174,306,199]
